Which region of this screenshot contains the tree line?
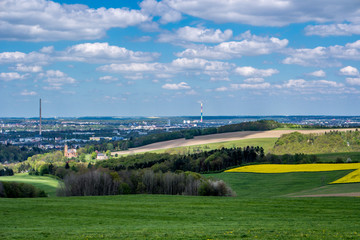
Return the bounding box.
[57,169,235,197]
[0,144,45,163]
[97,146,265,173]
[86,120,281,152]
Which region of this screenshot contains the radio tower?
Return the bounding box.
[39,98,42,136]
[200,102,203,123]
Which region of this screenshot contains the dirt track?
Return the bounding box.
[111,128,357,156]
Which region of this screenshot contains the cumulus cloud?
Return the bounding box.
[171,58,232,71]
[230,82,271,89]
[162,82,191,90]
[158,26,232,43]
[176,31,288,59]
[165,0,360,27]
[280,79,346,94]
[98,63,168,73]
[61,42,159,63]
[0,51,49,65]
[0,72,27,81]
[140,0,181,24]
[215,86,228,92]
[305,23,360,36]
[20,89,37,96]
[13,64,43,73]
[346,78,360,85]
[40,70,76,90]
[0,0,149,41]
[307,70,326,78]
[283,40,360,67]
[234,66,279,77]
[99,76,118,82]
[339,66,359,76]
[244,78,265,83]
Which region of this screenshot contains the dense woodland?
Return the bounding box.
[273,130,360,154]
[0,144,45,164]
[57,169,235,197]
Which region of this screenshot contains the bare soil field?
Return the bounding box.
[111,128,357,156]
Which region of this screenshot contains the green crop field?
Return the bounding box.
[1,195,360,239]
[315,152,360,163]
[205,170,354,198]
[1,169,360,239]
[152,137,277,155]
[0,173,59,197]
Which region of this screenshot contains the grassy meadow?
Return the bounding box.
[1,169,360,239]
[151,137,277,155]
[0,173,59,197]
[1,194,360,239]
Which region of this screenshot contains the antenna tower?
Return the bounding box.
[39,98,42,136]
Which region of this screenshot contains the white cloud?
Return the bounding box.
[0,72,26,81]
[61,42,159,63]
[98,63,168,73]
[231,82,271,89]
[162,82,191,90]
[166,0,360,27]
[0,51,49,64]
[0,0,149,41]
[177,31,288,59]
[283,40,360,67]
[20,89,37,96]
[13,64,43,73]
[280,79,346,94]
[235,66,279,77]
[99,76,118,82]
[171,58,232,71]
[340,66,359,76]
[215,86,228,92]
[346,78,360,85]
[307,70,326,78]
[140,0,181,24]
[158,26,232,43]
[244,78,265,83]
[305,23,360,36]
[41,70,75,90]
[185,89,197,95]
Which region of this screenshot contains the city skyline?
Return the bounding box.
[1,0,360,117]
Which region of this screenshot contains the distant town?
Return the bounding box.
[1,115,360,150]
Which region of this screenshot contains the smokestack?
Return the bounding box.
[39,98,42,136]
[200,103,203,123]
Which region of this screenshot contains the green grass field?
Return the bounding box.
[152,137,277,155]
[1,195,360,239]
[0,173,59,197]
[205,170,354,198]
[315,152,360,163]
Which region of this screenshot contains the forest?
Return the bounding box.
[273,130,360,154]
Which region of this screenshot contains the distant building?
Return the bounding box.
[64,144,78,158]
[96,152,109,160]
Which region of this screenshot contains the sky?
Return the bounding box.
[1,0,360,117]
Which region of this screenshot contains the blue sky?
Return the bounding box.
[1,0,360,117]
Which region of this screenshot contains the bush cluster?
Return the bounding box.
[57,169,235,197]
[0,181,47,198]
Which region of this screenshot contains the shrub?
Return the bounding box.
[0,181,47,198]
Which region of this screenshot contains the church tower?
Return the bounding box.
[64,144,68,157]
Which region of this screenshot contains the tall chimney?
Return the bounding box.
[39,98,42,136]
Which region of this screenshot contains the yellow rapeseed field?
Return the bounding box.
[225,163,360,173]
[331,168,360,184]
